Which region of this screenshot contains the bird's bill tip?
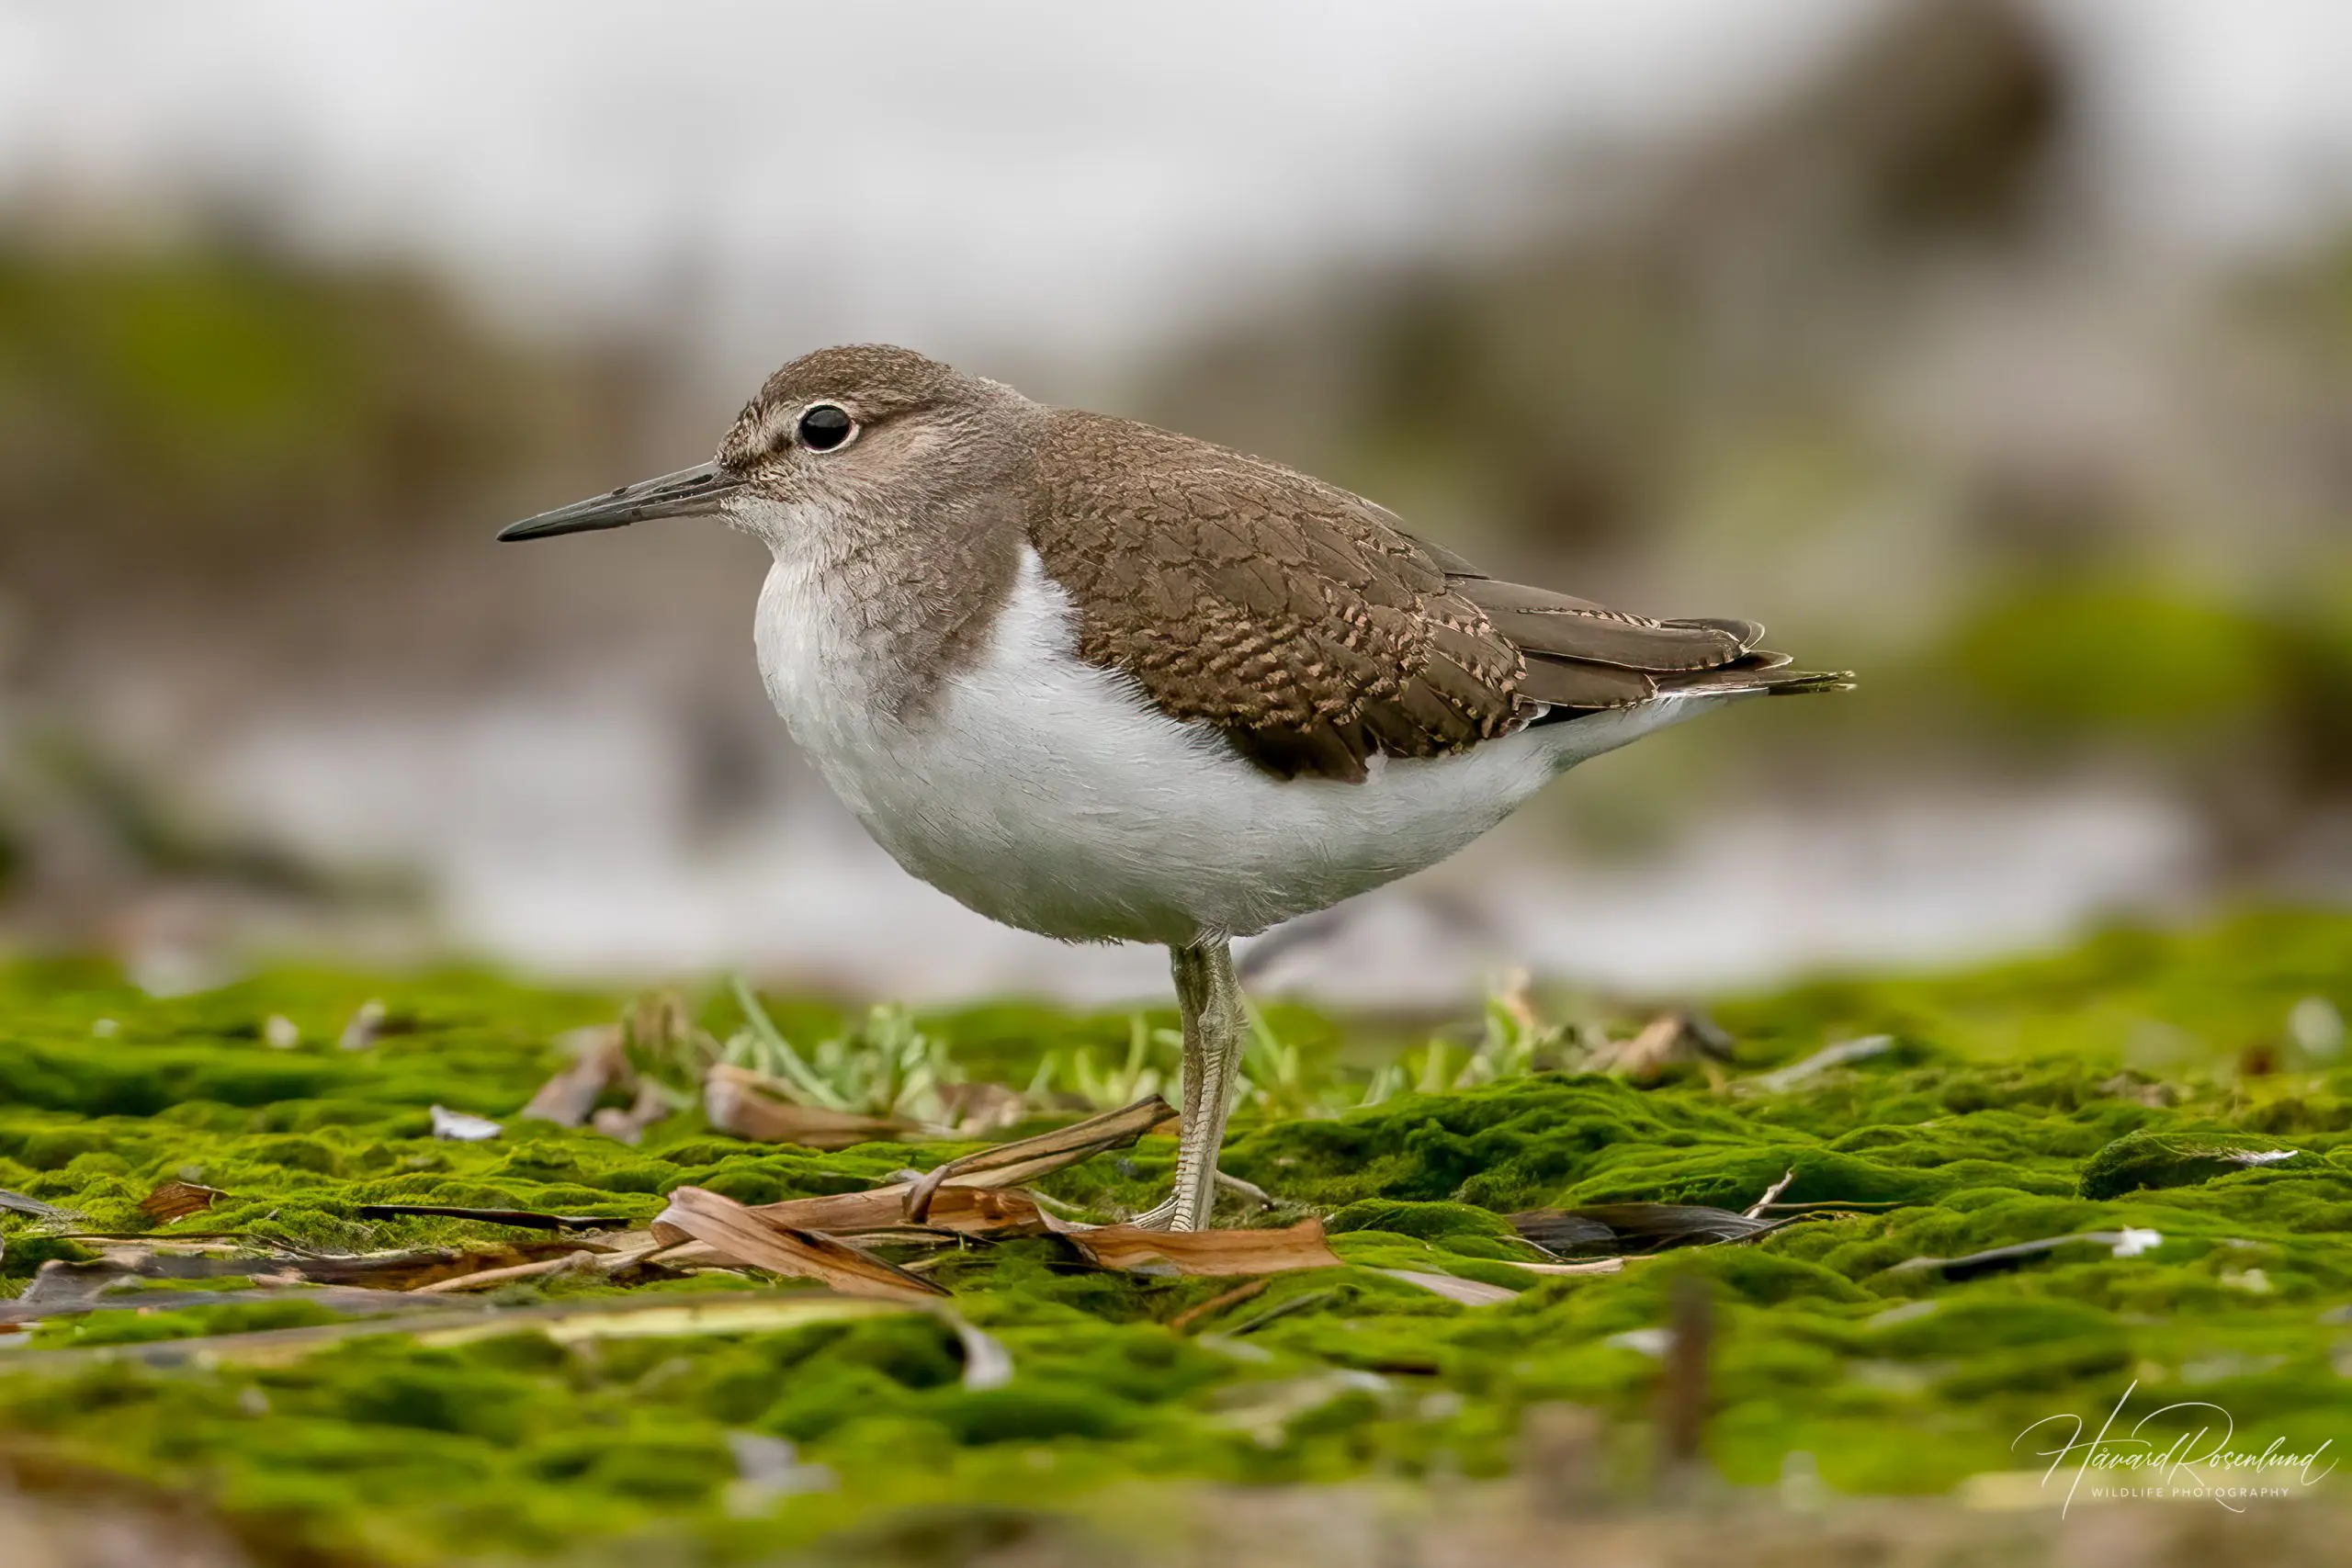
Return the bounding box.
[496,461,741,542]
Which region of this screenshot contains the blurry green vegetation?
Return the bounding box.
[0,231,634,603]
[718,985,966,1122]
[3,910,2351,1559]
[1947,583,2285,734]
[1137,0,2352,839]
[1925,574,2352,783]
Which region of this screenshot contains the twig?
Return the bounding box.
[356,1204,630,1232]
[1023,1188,1093,1219]
[408,1250,598,1294]
[0,1291,914,1372]
[1225,1286,1341,1337]
[1742,1168,1797,1220]
[1747,1034,1895,1094]
[1168,1278,1268,1334]
[1658,1273,1713,1481]
[1214,1170,1276,1211]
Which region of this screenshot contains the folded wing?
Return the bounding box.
[1029,411,1848,784]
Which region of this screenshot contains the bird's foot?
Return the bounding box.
[1126,1173,1269,1232]
[1128,1193,1181,1232]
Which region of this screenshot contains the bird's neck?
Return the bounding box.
[748,488,1029,726]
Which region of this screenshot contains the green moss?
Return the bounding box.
[1325,1199,1517,1240]
[2077,1126,2309,1199]
[4,913,2352,1558]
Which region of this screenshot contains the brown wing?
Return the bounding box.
[1027,411,1835,783]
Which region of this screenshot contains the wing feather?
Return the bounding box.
[1026,411,1838,783]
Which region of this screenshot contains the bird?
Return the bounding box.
[499,344,1849,1230]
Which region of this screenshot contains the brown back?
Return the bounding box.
[1026,411,1820,784]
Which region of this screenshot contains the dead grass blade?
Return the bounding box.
[751,1184,1053,1239]
[0,1291,915,1371]
[1746,1034,1895,1094]
[933,1080,1031,1137]
[591,1077,674,1145]
[900,1093,1177,1221]
[519,1023,628,1126]
[136,1181,224,1222]
[4,1282,476,1325]
[1743,1169,1798,1220]
[429,1104,502,1141]
[290,1241,613,1291]
[1592,1009,1736,1081]
[1052,1217,1344,1277]
[944,1313,1014,1390]
[1498,1258,1624,1278]
[0,1189,78,1223]
[354,1203,632,1233]
[1381,1269,1518,1305]
[653,1185,949,1302]
[707,1096,1171,1235]
[20,1239,620,1301]
[1167,1278,1269,1333]
[704,1065,917,1149]
[408,1250,602,1293]
[1884,1229,2159,1281]
[12,1254,278,1314]
[1512,1203,1787,1256]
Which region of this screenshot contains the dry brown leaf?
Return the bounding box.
[5,1239,613,1314]
[740,1188,907,1235]
[1512,1204,1786,1255]
[0,1291,914,1371]
[900,1094,1177,1221]
[1500,1258,1624,1278]
[1052,1217,1344,1277]
[0,1188,74,1222]
[703,1094,1175,1235]
[429,1105,502,1141]
[915,1186,1053,1235]
[591,1077,673,1145]
[750,1183,1053,1238]
[520,1023,629,1126]
[355,1203,630,1232]
[409,1250,600,1293]
[933,1080,1030,1136]
[652,1185,948,1302]
[703,1066,916,1149]
[1167,1278,1269,1333]
[2,1281,479,1325]
[1380,1269,1519,1305]
[1596,1009,1736,1082]
[136,1181,224,1222]
[294,1241,605,1292]
[945,1314,1014,1390]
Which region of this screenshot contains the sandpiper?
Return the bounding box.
[500,344,1849,1229]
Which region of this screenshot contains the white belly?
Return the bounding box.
[756,546,1723,945]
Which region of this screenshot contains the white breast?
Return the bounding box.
[756,545,1726,945]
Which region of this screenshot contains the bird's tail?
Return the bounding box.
[1655,662,1856,700]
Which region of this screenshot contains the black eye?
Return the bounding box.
[797,403,855,451]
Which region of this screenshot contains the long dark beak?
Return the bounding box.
[497,461,742,542]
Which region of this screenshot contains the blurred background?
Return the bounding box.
[2,0,2348,1006]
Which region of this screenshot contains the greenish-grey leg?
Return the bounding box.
[1132,937,1247,1232]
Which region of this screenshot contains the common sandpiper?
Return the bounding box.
[500,344,1849,1229]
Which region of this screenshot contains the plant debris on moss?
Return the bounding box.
[3,909,2351,1561]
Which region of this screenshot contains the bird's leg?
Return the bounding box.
[1130,936,1247,1232]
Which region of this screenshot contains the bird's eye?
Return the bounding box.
[797,404,856,452]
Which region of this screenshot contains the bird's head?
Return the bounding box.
[498,344,1030,549]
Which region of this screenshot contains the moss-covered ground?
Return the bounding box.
[4,909,2352,1562]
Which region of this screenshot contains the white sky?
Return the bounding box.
[3,1,2349,371]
